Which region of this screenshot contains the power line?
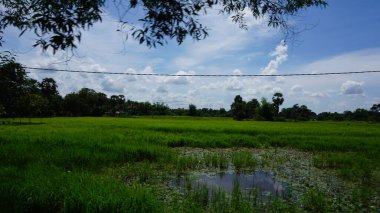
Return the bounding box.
[24,66,380,77]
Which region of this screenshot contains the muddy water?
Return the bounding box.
[175,171,287,198]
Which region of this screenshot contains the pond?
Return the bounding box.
[174,171,288,198]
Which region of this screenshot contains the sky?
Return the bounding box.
[2,0,380,113]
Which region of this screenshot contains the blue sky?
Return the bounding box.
[3,0,380,112]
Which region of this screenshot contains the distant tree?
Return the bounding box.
[370,104,380,113]
[200,108,207,116]
[297,105,316,121]
[0,61,46,118]
[63,93,81,116]
[231,95,246,121]
[272,92,284,119]
[246,98,260,119]
[17,93,47,121]
[109,95,126,116]
[258,98,273,121]
[170,107,186,116]
[369,103,380,122]
[140,102,152,115]
[280,104,315,121]
[0,61,28,116]
[39,78,62,116]
[152,102,169,115]
[352,108,369,121]
[343,111,353,121]
[219,108,227,117]
[39,78,59,97]
[189,104,197,116]
[0,104,5,117]
[63,88,107,116]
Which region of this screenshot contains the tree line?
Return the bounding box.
[1,60,379,122]
[0,60,228,118]
[230,94,315,121]
[230,94,379,122]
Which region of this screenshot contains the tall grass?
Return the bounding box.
[0,117,379,211]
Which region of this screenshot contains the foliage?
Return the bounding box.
[245,98,260,119]
[0,0,327,52]
[272,92,284,118]
[231,95,246,120]
[188,104,197,116]
[317,105,380,122]
[1,60,379,122]
[0,117,379,211]
[0,61,44,118]
[281,104,316,121]
[232,151,257,172]
[258,97,274,121]
[0,0,103,52]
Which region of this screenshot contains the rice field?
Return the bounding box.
[0,117,379,212]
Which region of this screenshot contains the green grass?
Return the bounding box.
[232,151,257,172]
[0,117,379,212]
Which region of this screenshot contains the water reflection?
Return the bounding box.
[174,171,287,198]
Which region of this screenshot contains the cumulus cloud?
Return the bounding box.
[156,85,169,93]
[310,92,327,98]
[172,9,277,69]
[261,40,288,75]
[341,80,364,95]
[291,84,303,93]
[163,70,195,85]
[226,82,243,91]
[123,68,138,82]
[7,2,380,113]
[225,69,244,91]
[101,77,125,93]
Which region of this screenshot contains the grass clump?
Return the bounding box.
[0,164,162,212]
[313,153,374,183]
[232,151,257,172]
[204,153,229,169]
[302,187,331,213]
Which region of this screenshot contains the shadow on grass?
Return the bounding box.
[0,121,45,125]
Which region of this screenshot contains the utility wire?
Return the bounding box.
[24,66,380,77]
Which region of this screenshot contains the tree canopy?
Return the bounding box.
[2,60,378,122]
[0,0,327,52]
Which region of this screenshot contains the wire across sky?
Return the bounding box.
[24,66,380,77]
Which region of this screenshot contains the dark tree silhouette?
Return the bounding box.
[272,92,284,119]
[370,104,380,113]
[39,78,63,116]
[189,104,197,116]
[0,0,327,52]
[231,95,246,120]
[246,98,260,119]
[109,95,126,116]
[0,61,29,117]
[258,98,273,121]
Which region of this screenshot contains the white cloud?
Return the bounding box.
[341,80,364,95]
[123,68,138,82]
[310,92,327,98]
[101,77,125,93]
[281,48,380,112]
[225,69,244,91]
[4,4,380,113]
[226,81,243,91]
[156,85,169,93]
[261,40,288,75]
[291,84,303,93]
[172,9,278,69]
[162,70,195,85]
